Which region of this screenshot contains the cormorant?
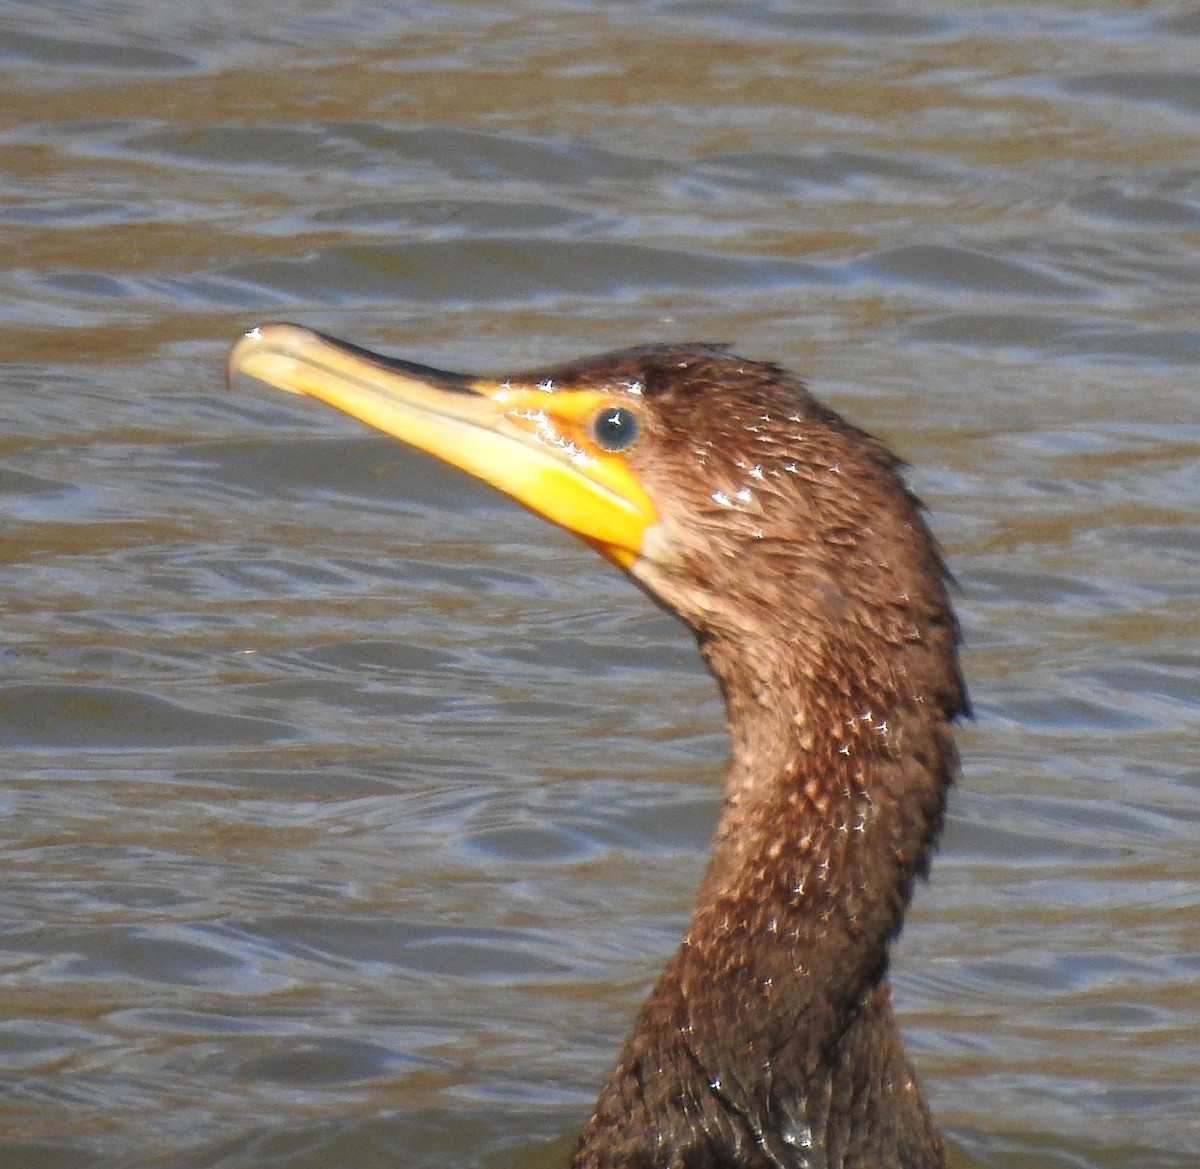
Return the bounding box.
[229,323,967,1169]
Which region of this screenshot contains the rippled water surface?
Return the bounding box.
[2,2,1198,1167]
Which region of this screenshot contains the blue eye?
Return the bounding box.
[591,406,640,452]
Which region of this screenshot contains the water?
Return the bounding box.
[1,2,1198,1166]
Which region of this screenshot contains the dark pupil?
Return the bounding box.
[592,406,639,451]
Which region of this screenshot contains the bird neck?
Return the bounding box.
[572,619,956,1168]
[690,620,956,1013]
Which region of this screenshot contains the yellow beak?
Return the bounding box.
[227,323,656,567]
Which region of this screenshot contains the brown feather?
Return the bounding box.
[508,346,967,1169]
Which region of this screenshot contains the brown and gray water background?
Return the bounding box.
[2,2,1198,1167]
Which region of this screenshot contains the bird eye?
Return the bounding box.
[590,405,640,452]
